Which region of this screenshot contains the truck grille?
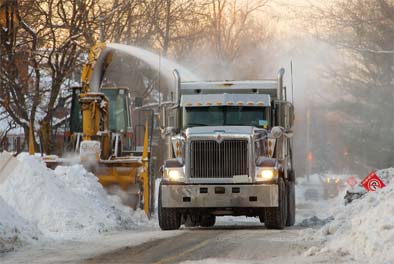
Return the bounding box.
[190,139,248,178]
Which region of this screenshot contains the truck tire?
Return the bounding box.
[287,169,295,182]
[264,177,287,229]
[158,184,181,230]
[286,181,296,226]
[259,214,265,223]
[200,215,216,227]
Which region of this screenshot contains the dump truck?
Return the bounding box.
[158,69,295,229]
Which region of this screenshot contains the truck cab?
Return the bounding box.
[159,69,295,230]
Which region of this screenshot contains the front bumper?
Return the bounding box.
[161,184,278,208]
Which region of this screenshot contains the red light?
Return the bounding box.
[307,151,313,161]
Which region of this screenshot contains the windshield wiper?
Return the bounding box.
[226,123,246,126]
[187,123,209,126]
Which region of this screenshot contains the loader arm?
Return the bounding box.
[80,42,112,93]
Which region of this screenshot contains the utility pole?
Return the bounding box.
[306,106,311,182]
[392,79,394,166]
[99,15,105,42]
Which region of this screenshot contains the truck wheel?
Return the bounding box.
[158,184,181,230]
[258,214,265,223]
[265,177,287,229]
[286,181,296,226]
[200,215,216,227]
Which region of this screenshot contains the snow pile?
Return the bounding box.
[309,168,394,263]
[0,197,40,253]
[295,174,348,224]
[298,216,333,228]
[0,153,151,242]
[376,168,394,185]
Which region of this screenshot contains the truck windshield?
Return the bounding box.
[183,106,268,128]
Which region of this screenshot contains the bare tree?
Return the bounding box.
[0,0,97,153]
[1,0,275,155]
[303,0,394,168]
[173,0,272,79]
[0,110,16,149]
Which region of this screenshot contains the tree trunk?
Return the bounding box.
[39,119,51,155]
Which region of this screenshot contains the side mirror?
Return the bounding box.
[161,126,178,137]
[271,126,293,138]
[271,126,283,138]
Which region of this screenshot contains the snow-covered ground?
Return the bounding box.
[0,197,40,253]
[1,151,394,263]
[0,152,157,255]
[301,168,394,264]
[1,230,182,264]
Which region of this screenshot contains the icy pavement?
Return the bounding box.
[1,229,182,264]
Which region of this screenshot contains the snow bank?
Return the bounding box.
[180,259,261,264]
[308,168,394,263]
[0,197,40,253]
[295,174,349,223]
[0,153,152,242]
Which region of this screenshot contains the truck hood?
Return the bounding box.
[185,126,257,137]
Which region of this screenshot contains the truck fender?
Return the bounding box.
[163,159,184,168]
[256,157,278,167]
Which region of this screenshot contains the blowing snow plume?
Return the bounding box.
[89,43,199,92]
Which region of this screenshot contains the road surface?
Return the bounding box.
[2,189,357,264]
[82,220,353,264]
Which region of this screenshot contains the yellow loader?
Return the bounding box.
[46,43,154,217]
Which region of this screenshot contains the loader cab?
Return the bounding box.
[69,87,132,134]
[101,87,131,133]
[101,87,133,152]
[69,86,133,154]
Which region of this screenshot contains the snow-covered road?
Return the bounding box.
[1,182,347,264]
[1,188,353,264]
[1,229,181,264]
[1,153,393,264]
[82,222,352,264]
[2,218,353,264]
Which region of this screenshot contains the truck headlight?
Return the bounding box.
[164,167,185,182]
[255,167,278,182]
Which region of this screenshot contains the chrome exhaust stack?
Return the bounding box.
[173,69,181,105]
[277,68,285,101]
